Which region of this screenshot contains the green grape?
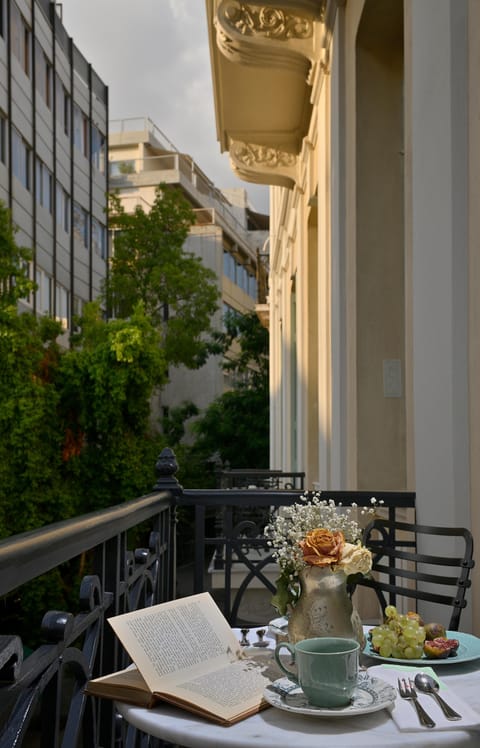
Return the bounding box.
[369,605,426,660]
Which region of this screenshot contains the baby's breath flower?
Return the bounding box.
[264,492,380,614]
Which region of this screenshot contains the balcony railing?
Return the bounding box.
[108,154,257,254]
[0,448,415,747]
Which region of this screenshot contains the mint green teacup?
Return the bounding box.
[275,637,359,708]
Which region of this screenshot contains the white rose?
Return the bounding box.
[340,542,372,575]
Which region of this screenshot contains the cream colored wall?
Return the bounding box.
[355,1,406,489]
[404,0,473,631]
[468,0,480,637]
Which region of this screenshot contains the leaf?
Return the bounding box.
[270,574,292,616]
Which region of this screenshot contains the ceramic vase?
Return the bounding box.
[287,565,365,647]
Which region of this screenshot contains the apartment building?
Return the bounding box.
[0,0,108,336]
[109,117,268,420]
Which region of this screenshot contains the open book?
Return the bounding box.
[85,592,280,725]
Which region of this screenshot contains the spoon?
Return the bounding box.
[414,673,462,720]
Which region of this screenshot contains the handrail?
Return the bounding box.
[0,492,173,598]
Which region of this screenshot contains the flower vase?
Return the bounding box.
[287,566,365,647]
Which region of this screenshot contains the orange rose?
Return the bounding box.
[299,528,345,567]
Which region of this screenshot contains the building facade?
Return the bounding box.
[206,0,480,634]
[109,117,268,420]
[0,0,108,337]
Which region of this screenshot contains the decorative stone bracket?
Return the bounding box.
[214,0,325,74]
[229,139,297,188]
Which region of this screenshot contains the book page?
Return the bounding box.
[108,593,241,693]
[166,655,280,718]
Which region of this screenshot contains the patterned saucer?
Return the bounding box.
[263,675,396,717]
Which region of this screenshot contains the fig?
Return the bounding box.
[423,637,459,659]
[424,622,447,640]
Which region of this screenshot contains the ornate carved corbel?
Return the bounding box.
[214,0,322,74]
[229,140,297,188]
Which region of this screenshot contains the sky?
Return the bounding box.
[59,0,269,214]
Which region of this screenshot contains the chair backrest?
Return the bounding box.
[359,518,474,630]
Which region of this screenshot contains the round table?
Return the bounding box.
[116,632,480,748]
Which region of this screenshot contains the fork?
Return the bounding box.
[397,678,436,728]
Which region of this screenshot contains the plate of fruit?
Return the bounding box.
[363,605,480,665]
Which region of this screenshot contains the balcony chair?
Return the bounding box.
[358,517,475,630]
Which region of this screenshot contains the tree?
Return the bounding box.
[59,301,168,510]
[105,185,221,368]
[0,201,35,313]
[179,312,270,483]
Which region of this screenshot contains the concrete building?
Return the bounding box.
[205,0,480,634]
[109,117,268,422]
[0,0,108,338]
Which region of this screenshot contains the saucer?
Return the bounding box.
[263,675,396,717]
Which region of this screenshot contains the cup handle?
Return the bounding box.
[274,643,298,683]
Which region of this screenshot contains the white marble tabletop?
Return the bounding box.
[116,627,480,748]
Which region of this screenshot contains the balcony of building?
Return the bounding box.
[0,448,415,747]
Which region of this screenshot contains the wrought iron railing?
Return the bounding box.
[217,468,305,490]
[177,484,416,627]
[0,447,415,746]
[0,449,178,748]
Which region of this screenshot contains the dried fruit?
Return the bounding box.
[423,637,459,659]
[424,622,447,640]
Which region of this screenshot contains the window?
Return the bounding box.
[92,218,106,259]
[35,45,53,108]
[11,3,31,76]
[56,80,71,136]
[91,125,105,173]
[0,113,6,165]
[236,262,248,291]
[35,158,53,212]
[73,202,89,247]
[56,183,70,233]
[55,283,69,330]
[12,127,31,189]
[0,0,6,39]
[73,295,83,320]
[73,104,89,157]
[248,273,257,300]
[109,160,135,176]
[35,268,52,315]
[223,250,236,281]
[22,261,34,306]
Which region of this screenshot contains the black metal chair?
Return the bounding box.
[358,518,475,630]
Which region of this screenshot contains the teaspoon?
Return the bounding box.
[414,673,462,720]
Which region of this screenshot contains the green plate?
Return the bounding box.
[363,630,480,665]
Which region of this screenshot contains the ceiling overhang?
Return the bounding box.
[206,0,327,189]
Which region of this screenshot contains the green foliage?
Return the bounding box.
[59,301,168,510]
[0,307,69,537]
[220,310,269,386]
[191,385,269,468]
[105,185,221,368]
[0,202,36,313]
[161,402,199,445]
[179,312,270,483]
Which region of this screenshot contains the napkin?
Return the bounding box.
[368,664,480,732]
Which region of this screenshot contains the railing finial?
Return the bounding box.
[154,447,182,493]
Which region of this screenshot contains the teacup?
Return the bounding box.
[274,636,359,708]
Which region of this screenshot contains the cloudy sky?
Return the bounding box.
[59,0,269,214]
